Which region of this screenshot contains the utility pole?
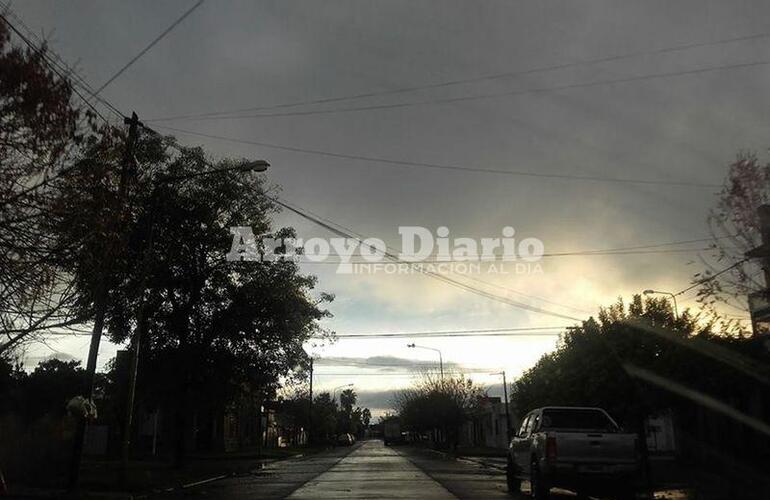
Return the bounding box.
[308,358,313,446]
[746,204,770,336]
[118,159,270,476]
[502,371,512,443]
[120,190,159,480]
[69,112,140,490]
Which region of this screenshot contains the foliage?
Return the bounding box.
[512,295,768,430]
[394,373,486,448]
[697,153,770,332]
[337,388,367,436]
[49,131,334,457]
[0,357,89,421]
[277,387,372,443]
[312,392,338,443]
[0,19,95,352]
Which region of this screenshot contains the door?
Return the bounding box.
[510,412,535,476]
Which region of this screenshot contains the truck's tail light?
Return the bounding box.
[546,437,558,462]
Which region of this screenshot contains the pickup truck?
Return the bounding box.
[506,406,638,500]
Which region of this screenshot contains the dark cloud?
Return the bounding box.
[13,0,767,374]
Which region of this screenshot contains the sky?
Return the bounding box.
[10,0,770,416]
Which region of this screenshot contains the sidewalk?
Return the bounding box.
[4,447,320,499]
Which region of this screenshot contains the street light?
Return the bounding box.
[407,343,443,380]
[332,383,354,403]
[643,289,679,318]
[120,159,270,475]
[492,371,512,443]
[158,159,269,183]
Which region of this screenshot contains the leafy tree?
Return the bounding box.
[0,19,94,353]
[312,392,338,444]
[394,373,485,449]
[0,354,24,414]
[339,388,356,412]
[51,131,332,458]
[512,295,768,429]
[512,295,770,496]
[334,388,370,437]
[695,153,769,332]
[20,359,85,420]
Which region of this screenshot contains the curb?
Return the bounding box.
[410,446,507,471]
[457,456,507,471]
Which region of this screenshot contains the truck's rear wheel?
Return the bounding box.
[530,461,549,500]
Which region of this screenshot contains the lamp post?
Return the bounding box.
[643,289,679,319]
[70,113,141,490]
[332,383,354,403]
[407,343,443,380]
[120,159,269,476]
[493,371,512,443]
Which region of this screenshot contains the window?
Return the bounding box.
[540,409,619,432]
[517,415,531,437]
[531,413,541,433]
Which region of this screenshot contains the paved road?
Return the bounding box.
[166,440,580,499]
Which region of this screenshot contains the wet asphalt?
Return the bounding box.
[162,439,580,499]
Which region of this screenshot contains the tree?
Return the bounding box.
[394,373,485,449]
[695,153,769,332]
[312,392,338,444]
[511,295,770,497]
[51,131,333,459]
[512,294,768,428]
[0,18,95,353]
[22,359,85,420]
[335,389,370,437]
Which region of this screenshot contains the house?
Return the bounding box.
[460,396,515,449]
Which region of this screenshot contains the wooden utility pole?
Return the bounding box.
[502,371,512,443]
[69,112,140,490]
[746,204,770,335]
[120,188,160,480]
[308,358,313,446]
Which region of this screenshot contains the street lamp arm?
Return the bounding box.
[407,343,444,380]
[643,289,679,318]
[156,160,269,185]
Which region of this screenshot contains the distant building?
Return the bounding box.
[460,396,515,449]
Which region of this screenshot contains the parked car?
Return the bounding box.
[506,406,638,500]
[337,433,355,446]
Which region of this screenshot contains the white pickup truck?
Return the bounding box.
[506,406,638,500]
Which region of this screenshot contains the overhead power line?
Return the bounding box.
[148,29,770,122]
[154,125,721,188]
[285,247,713,263]
[326,326,568,339]
[333,326,567,336]
[270,196,584,322]
[313,371,497,377]
[331,331,563,339]
[149,57,770,122]
[674,258,750,296]
[93,0,205,96]
[145,131,577,321]
[0,7,124,120]
[0,11,116,124]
